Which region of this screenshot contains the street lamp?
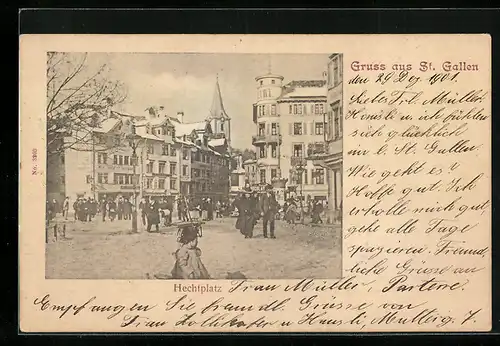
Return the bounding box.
[127,125,143,233]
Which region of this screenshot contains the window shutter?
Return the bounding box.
[289,123,293,135]
[311,122,315,134]
[303,122,307,135]
[266,123,270,135]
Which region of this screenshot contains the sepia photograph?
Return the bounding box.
[44,52,344,280]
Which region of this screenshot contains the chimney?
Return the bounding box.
[177,111,184,123]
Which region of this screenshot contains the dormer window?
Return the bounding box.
[260,80,263,86]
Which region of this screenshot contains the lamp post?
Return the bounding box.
[127,126,143,233]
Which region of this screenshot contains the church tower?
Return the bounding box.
[208,76,231,148]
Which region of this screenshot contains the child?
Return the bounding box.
[171,225,210,279]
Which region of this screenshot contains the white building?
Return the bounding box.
[252,73,329,202]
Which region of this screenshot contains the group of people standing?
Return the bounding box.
[233,185,279,239]
[100,196,133,222]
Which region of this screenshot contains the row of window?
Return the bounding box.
[257,104,277,117]
[98,145,228,168]
[144,177,174,190]
[191,168,211,178]
[257,168,325,185]
[258,144,278,159]
[288,103,325,115]
[291,122,324,136]
[290,168,326,185]
[257,88,274,99]
[258,122,280,136]
[256,103,326,117]
[259,79,276,86]
[257,121,325,137]
[292,142,326,157]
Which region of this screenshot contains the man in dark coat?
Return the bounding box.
[123,198,132,220]
[146,199,160,232]
[84,198,92,222]
[259,185,279,239]
[117,197,124,220]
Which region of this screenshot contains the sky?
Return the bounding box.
[80,53,331,150]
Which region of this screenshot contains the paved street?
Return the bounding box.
[46,214,342,280]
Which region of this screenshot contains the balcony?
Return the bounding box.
[252,134,282,145]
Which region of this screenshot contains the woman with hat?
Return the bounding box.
[235,187,257,238]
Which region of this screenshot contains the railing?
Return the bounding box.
[252,134,282,145]
[307,147,327,157]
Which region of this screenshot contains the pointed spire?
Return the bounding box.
[209,76,229,120]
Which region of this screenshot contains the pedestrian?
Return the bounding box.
[207,198,214,220]
[235,188,257,239]
[259,184,279,239]
[84,198,92,222]
[117,197,124,221]
[311,200,324,224]
[139,198,148,226]
[123,198,132,220]
[77,198,86,221]
[62,197,70,219]
[171,225,210,279]
[146,199,160,232]
[197,202,202,219]
[100,198,107,222]
[73,199,79,221]
[285,198,297,224]
[166,198,174,225]
[107,199,117,221]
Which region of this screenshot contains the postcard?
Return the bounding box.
[19,34,491,332]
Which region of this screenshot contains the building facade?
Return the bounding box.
[47,107,178,205]
[309,53,343,223]
[252,73,329,201]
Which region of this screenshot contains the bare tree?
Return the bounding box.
[46,52,128,156]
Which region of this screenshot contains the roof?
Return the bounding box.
[278,80,327,100]
[255,73,284,81]
[134,116,170,127]
[209,138,226,147]
[285,80,326,88]
[139,133,163,141]
[174,121,207,137]
[174,138,196,147]
[243,159,257,165]
[92,118,121,133]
